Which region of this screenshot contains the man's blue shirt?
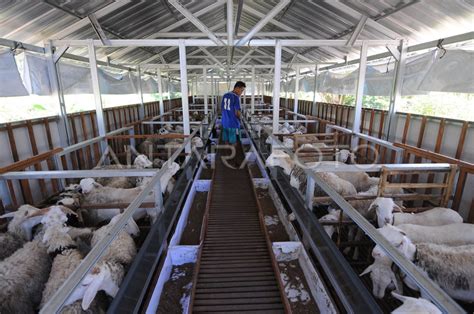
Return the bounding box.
[221,92,241,128]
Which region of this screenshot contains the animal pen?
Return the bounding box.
[0,1,473,313]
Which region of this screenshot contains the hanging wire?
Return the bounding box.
[436,39,447,59]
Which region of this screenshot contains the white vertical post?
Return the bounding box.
[312,65,318,116]
[166,73,171,100]
[305,174,315,209]
[210,73,214,116]
[294,65,300,117]
[385,39,407,141]
[88,40,107,152]
[137,68,145,123]
[251,66,255,115]
[203,66,208,116]
[179,41,191,155]
[137,66,145,120]
[284,75,289,119]
[44,41,70,147]
[272,40,282,135]
[191,76,195,104]
[157,70,165,120]
[351,41,368,149]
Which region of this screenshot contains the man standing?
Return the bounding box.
[221,81,245,146]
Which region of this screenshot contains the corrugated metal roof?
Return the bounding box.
[0,0,472,73]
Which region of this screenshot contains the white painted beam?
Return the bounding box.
[178,41,191,155]
[326,1,401,39]
[108,1,226,60]
[50,0,131,39]
[236,0,291,46]
[169,0,225,46]
[351,41,368,149]
[273,40,282,134]
[346,15,368,47]
[88,14,110,46]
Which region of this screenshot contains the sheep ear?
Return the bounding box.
[0,212,16,218]
[393,204,404,213]
[391,292,408,302]
[82,270,104,310]
[360,265,373,277]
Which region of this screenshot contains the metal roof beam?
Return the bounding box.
[108,0,226,60]
[346,15,368,47]
[87,14,110,46]
[236,0,291,46]
[49,0,131,39]
[325,1,401,39]
[168,0,225,46]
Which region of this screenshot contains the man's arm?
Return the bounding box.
[234,95,242,119]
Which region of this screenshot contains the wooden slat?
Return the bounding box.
[455,121,469,159]
[89,112,100,165]
[5,123,19,162]
[25,121,47,198]
[452,169,467,211]
[80,113,93,169]
[402,113,411,144]
[425,119,446,197]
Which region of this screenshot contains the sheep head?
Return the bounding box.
[369,197,395,227]
[158,127,169,135]
[80,178,103,194]
[1,204,41,240]
[372,225,416,262]
[360,260,402,299]
[391,292,441,314]
[192,136,204,148]
[336,149,356,164]
[133,154,153,168]
[109,214,140,237]
[265,150,293,175]
[65,262,124,310]
[318,209,342,238]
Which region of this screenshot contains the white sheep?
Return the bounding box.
[133,154,153,168]
[334,172,380,193]
[192,136,204,148]
[283,137,294,149]
[369,197,463,227]
[158,127,169,135]
[94,163,135,189]
[391,293,441,314]
[0,205,43,260]
[319,209,347,238]
[372,226,474,302]
[66,260,125,311]
[396,223,474,246]
[39,208,101,313]
[62,215,138,310]
[336,149,356,164]
[360,257,403,299]
[0,206,76,313]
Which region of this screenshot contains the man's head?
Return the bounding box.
[233,81,246,96]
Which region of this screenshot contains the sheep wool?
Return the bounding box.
[0,239,52,313]
[414,243,474,302]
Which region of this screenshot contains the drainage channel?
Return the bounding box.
[189,142,291,313]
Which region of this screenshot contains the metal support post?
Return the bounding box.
[312,65,318,116]
[87,40,107,153]
[294,64,300,117]
[179,41,191,155]
[137,66,145,120]
[203,67,208,115]
[272,40,282,136]
[351,41,368,150]
[385,40,407,141]
[157,70,165,120]
[251,65,255,115]
[305,174,315,210]
[44,40,71,147]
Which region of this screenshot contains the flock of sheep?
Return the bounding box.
[264,141,472,312]
[0,152,182,313]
